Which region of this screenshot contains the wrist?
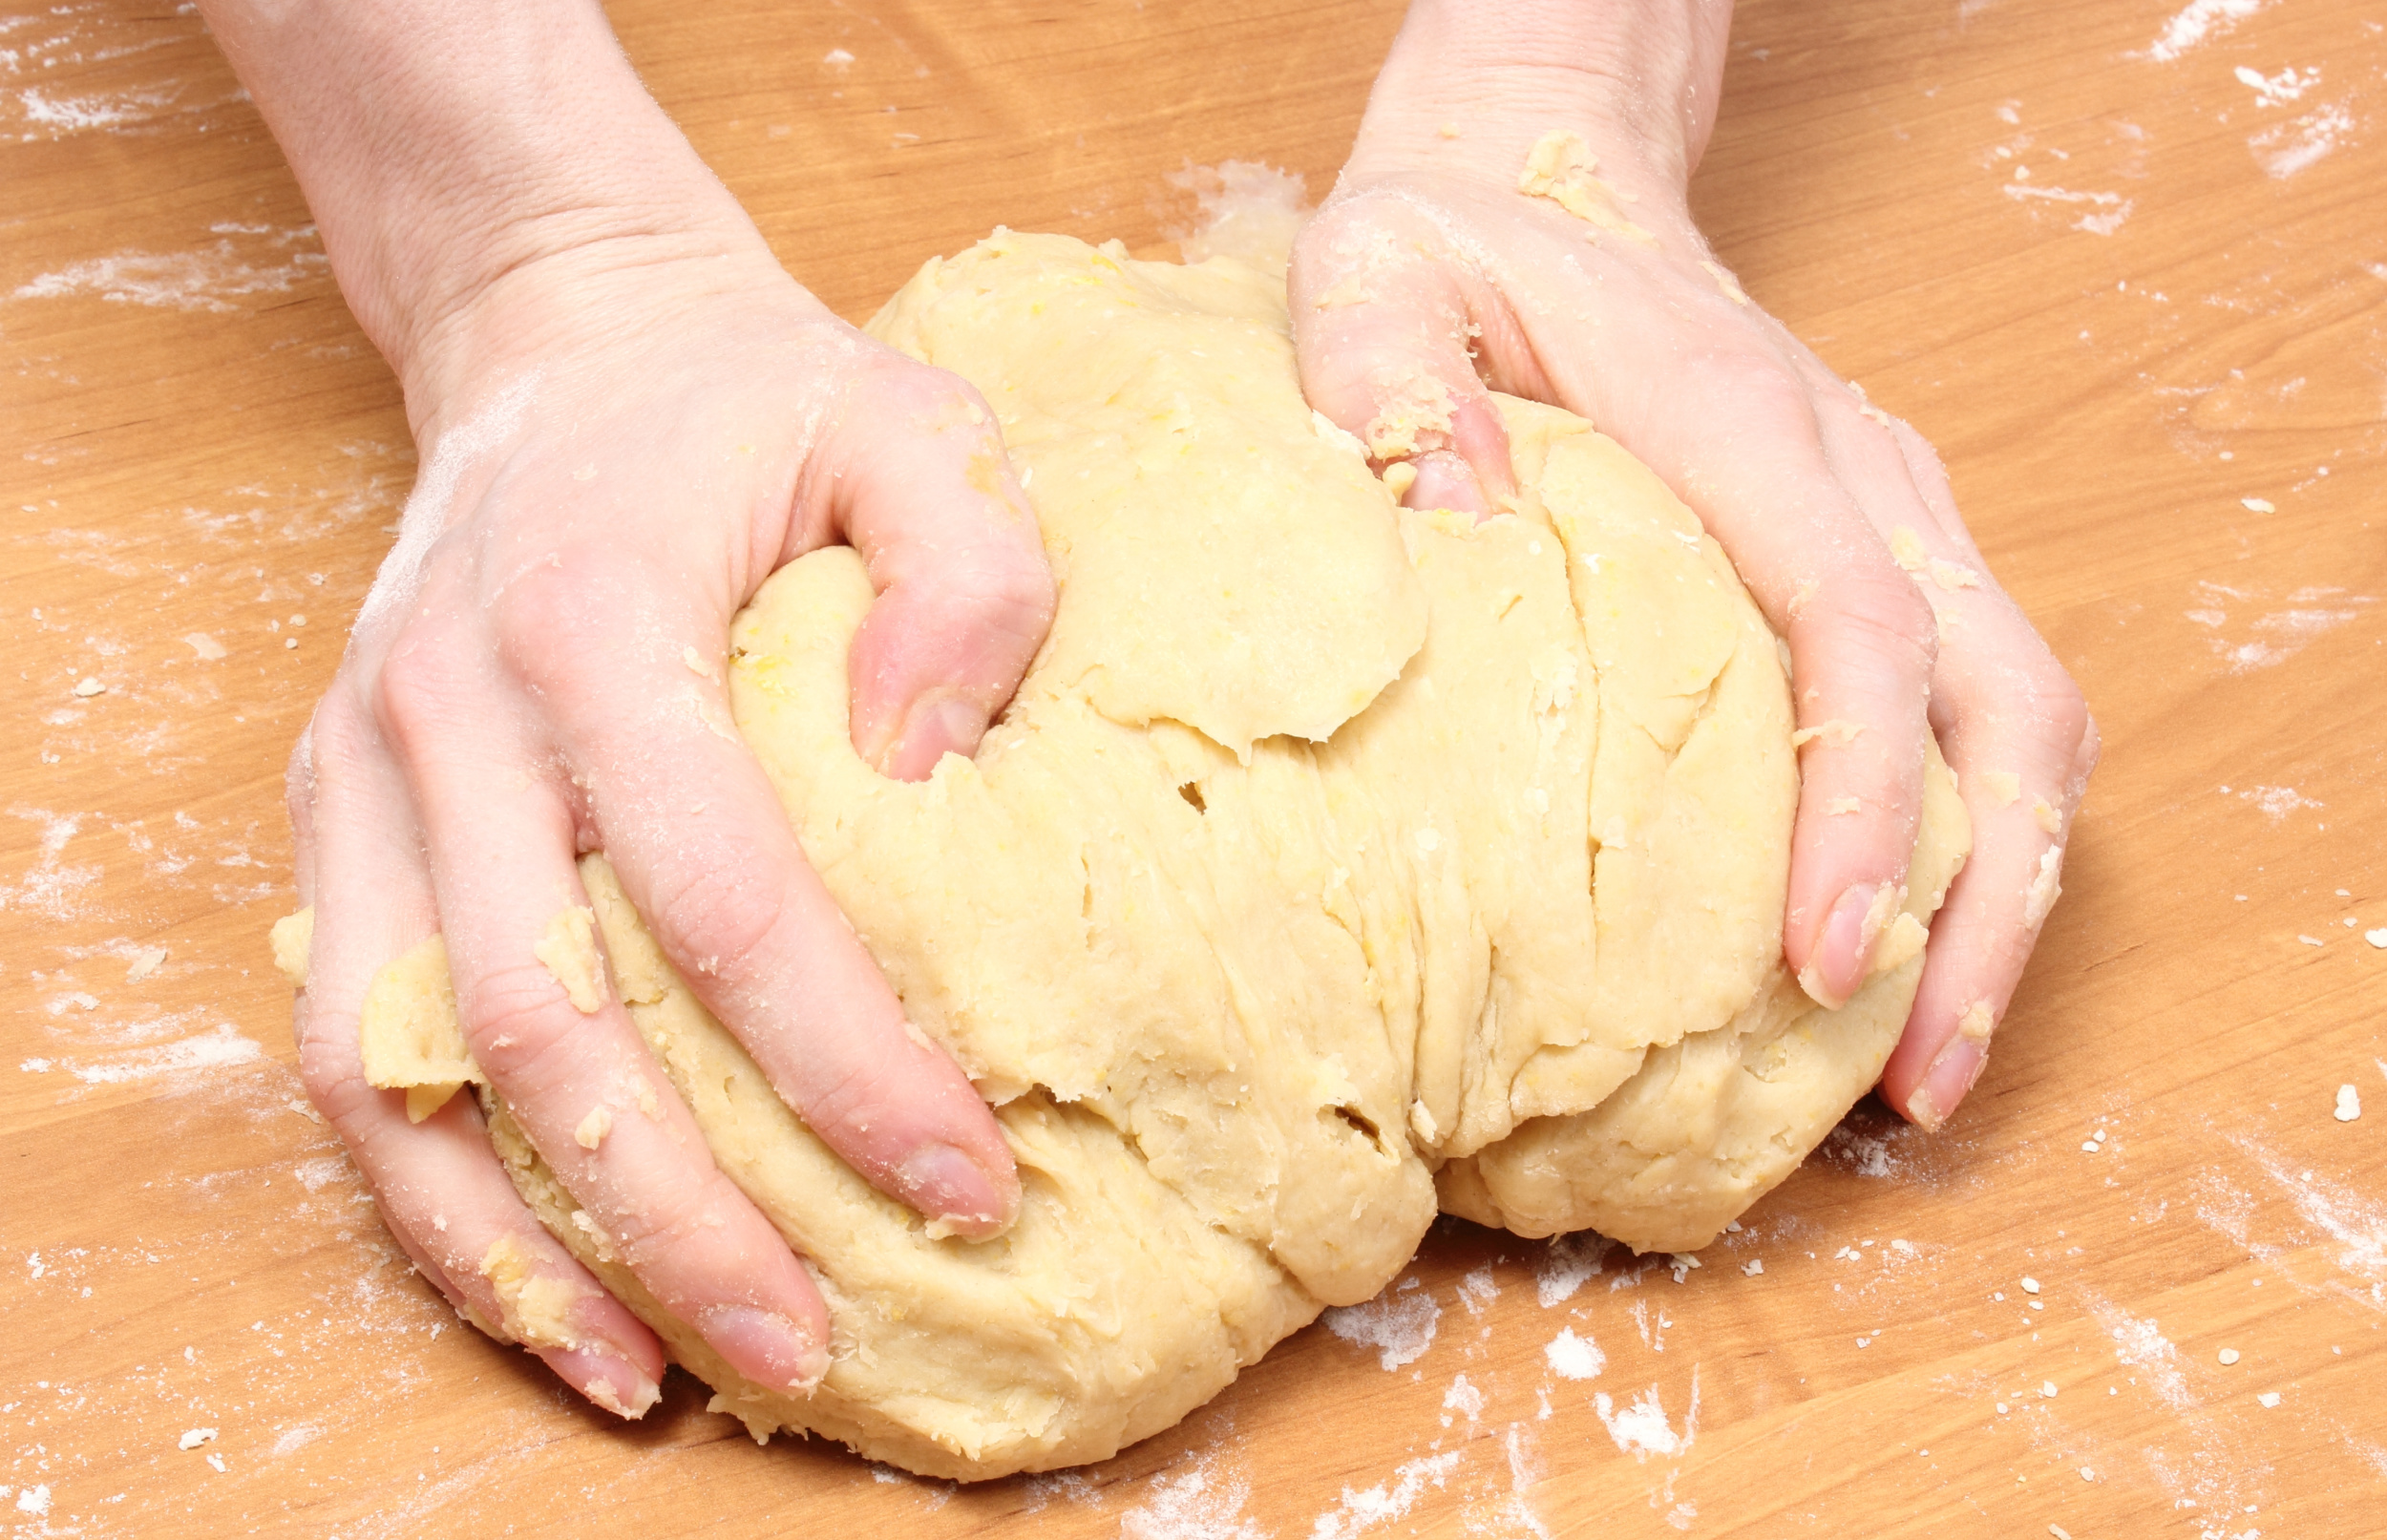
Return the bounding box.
[1341,0,1733,201]
[201,0,781,427]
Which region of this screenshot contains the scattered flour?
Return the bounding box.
[1455,1265,1501,1316]
[1120,1461,1265,1540]
[1322,1282,1441,1370]
[2086,1297,2195,1413]
[1308,1451,1462,1540]
[56,1023,262,1086]
[2142,0,2274,62]
[11,237,328,314]
[2002,182,2134,235]
[2251,100,2357,179]
[1592,1369,1700,1461]
[1544,1328,1605,1382]
[1536,1234,1606,1306]
[2186,581,2375,673]
[1441,1373,1485,1425]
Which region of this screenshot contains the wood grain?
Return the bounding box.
[5,1,2383,1534]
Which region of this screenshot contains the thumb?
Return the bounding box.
[1289,205,1515,517]
[811,359,1057,782]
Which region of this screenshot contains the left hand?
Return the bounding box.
[1293,0,2095,1129]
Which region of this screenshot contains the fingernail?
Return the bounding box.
[1401,451,1489,517]
[879,691,988,782]
[899,1142,1015,1240]
[1911,1001,1998,1129]
[1799,884,1883,1008]
[539,1344,662,1420]
[699,1305,829,1393]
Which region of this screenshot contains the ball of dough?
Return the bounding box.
[325,231,1967,1480]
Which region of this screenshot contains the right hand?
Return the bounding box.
[287,244,1054,1415]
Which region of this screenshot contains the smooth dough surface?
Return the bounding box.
[320,231,1969,1480]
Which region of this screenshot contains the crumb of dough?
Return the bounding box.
[184,632,228,661]
[1889,525,1931,572]
[1826,796,1862,815]
[535,904,610,1014]
[480,1234,583,1350]
[1872,911,1929,976]
[708,1392,780,1445]
[1438,123,1460,139]
[126,945,168,981]
[2335,1084,2362,1123]
[1955,1000,1996,1043]
[577,1104,614,1150]
[1382,461,1419,502]
[1982,770,2022,807]
[1516,130,1658,244]
[73,675,105,698]
[1927,558,1981,591]
[179,1427,217,1450]
[1790,719,1863,749]
[1700,261,1750,306]
[357,933,486,1095]
[634,1076,660,1118]
[2032,797,2061,834]
[1362,369,1455,460]
[406,1083,462,1123]
[1788,579,1818,619]
[2218,1347,2240,1364]
[570,1209,620,1264]
[2023,845,2064,929]
[2241,496,2273,513]
[683,645,720,682]
[270,908,315,988]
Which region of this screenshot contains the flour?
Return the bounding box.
[2002,183,2134,236]
[2251,99,2356,179]
[2085,1297,2195,1413]
[11,236,328,313]
[1592,1369,1699,1461]
[1535,1234,1606,1306]
[1308,1451,1462,1540]
[1544,1327,1604,1382]
[1322,1281,1441,1370]
[2186,581,2375,673]
[2141,0,2274,62]
[1119,1461,1264,1540]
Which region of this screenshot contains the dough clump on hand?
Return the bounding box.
[313,230,1968,1480]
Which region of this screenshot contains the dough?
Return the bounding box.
[293,230,1969,1480]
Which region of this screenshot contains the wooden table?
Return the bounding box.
[6,1,2382,1533]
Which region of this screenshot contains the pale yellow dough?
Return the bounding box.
[301,231,1969,1481]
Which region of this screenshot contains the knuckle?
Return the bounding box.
[1810,567,1939,674]
[648,861,788,988]
[458,960,586,1085]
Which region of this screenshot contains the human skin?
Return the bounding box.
[201,0,2091,1418]
[1291,0,2096,1135]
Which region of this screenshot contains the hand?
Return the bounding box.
[287,247,1054,1414]
[1293,0,2094,1129]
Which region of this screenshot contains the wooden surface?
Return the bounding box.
[5,0,2384,1534]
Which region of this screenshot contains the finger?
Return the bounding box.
[1876,600,2095,1129]
[1289,204,1516,517]
[382,686,839,1397]
[803,360,1056,782]
[1632,356,1937,1006]
[298,690,666,1415]
[513,579,1020,1239]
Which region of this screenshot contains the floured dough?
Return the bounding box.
[290,230,1968,1480]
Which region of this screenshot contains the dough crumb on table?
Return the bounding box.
[284,229,1972,1482]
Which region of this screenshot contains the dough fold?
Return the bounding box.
[303,231,1969,1480]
